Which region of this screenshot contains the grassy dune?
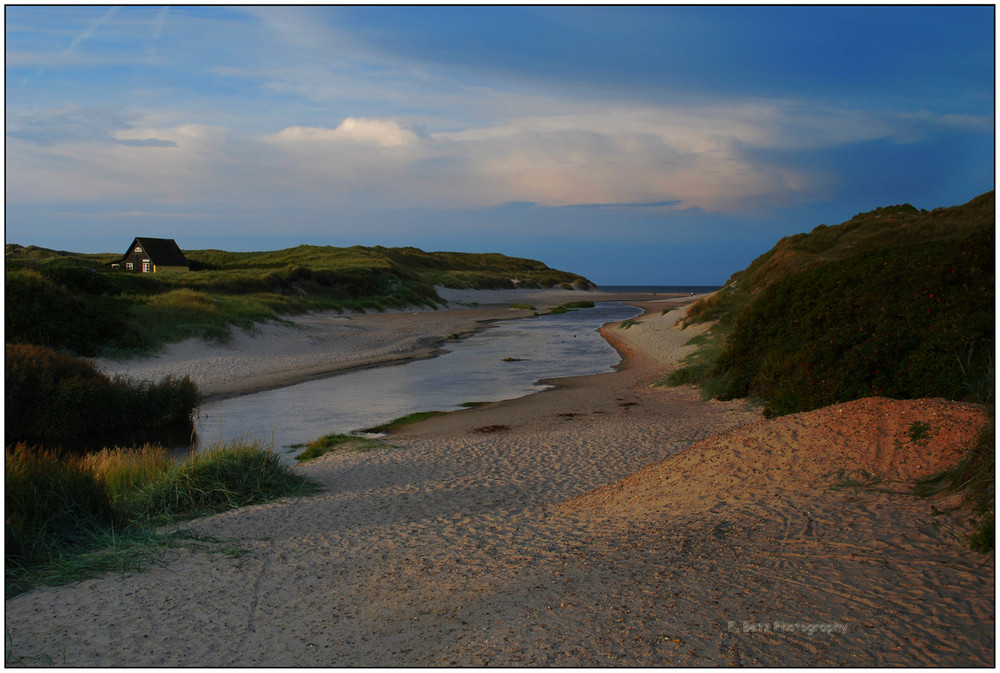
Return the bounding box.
[667,191,994,551]
[669,191,994,415]
[5,243,593,358]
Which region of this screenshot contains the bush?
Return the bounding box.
[712,227,993,416]
[5,270,147,356]
[5,344,200,443]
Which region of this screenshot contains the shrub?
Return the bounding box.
[5,344,200,443]
[5,269,146,356]
[712,227,993,416]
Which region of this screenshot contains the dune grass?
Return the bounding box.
[548,300,595,314]
[362,411,447,433]
[663,193,994,417]
[6,344,200,443]
[913,416,994,552]
[5,440,321,597]
[294,433,389,461]
[5,243,592,358]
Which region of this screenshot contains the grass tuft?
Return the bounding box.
[295,434,388,461]
[913,416,994,553]
[361,411,447,433]
[5,440,320,597]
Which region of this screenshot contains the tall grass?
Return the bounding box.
[6,344,200,443]
[5,440,321,596]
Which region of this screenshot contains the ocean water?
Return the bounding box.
[193,301,643,459]
[599,285,721,294]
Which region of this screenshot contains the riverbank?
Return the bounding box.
[93,287,696,401]
[8,295,993,666]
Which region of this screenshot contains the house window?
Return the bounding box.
[126,262,133,270]
[134,246,143,253]
[142,260,151,273]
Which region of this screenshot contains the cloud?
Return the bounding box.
[64,6,120,55]
[271,118,419,148]
[5,105,177,147]
[8,97,987,221]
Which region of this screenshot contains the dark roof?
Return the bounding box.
[130,237,189,267]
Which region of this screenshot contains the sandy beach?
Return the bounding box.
[6,290,994,667]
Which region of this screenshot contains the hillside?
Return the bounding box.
[5,243,592,357]
[670,191,994,416]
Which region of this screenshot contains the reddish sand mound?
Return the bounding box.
[565,397,990,519]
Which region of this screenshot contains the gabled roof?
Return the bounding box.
[130,237,189,267]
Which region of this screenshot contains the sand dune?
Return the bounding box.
[6,294,993,667]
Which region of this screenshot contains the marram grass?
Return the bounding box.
[5,440,321,597]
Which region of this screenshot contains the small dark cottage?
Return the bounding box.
[110,237,189,273]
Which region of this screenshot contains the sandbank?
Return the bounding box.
[7,292,993,667]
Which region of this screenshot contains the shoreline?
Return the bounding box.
[94,288,701,403]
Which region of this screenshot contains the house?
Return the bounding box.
[110,237,190,273]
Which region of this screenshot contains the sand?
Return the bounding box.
[91,286,682,400]
[5,292,994,667]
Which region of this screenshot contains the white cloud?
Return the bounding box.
[7,99,956,216]
[271,118,418,148]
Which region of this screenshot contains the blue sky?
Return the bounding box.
[5,5,994,285]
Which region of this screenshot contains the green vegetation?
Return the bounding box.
[666,191,994,551]
[294,433,388,461]
[914,418,994,553]
[827,468,893,494]
[668,192,994,416]
[510,302,536,310]
[5,440,320,596]
[6,344,199,444]
[619,319,642,330]
[5,243,592,358]
[362,411,447,433]
[548,300,596,314]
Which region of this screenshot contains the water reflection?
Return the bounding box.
[193,302,641,460]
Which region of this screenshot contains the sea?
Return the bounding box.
[598,285,721,294]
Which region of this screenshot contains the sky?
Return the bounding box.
[5,5,995,285]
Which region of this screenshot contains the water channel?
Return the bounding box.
[192,301,643,461]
